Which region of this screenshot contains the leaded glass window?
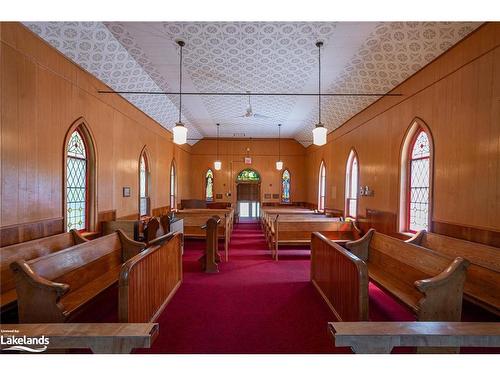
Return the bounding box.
[346,151,358,218]
[236,169,260,182]
[170,162,176,209]
[408,130,430,232]
[66,130,87,231]
[281,169,290,203]
[139,153,149,216]
[318,162,326,211]
[206,169,214,201]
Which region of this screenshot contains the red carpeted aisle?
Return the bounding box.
[137,222,417,354]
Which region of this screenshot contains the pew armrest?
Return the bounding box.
[70,229,90,244]
[414,257,470,321]
[405,230,426,245]
[116,229,146,262]
[10,261,70,323]
[345,229,375,261]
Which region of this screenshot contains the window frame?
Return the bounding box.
[318,161,326,212]
[170,160,177,209]
[345,149,359,219]
[205,168,214,202]
[398,118,434,234]
[139,148,150,217]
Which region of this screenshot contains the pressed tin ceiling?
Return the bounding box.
[24,22,480,145]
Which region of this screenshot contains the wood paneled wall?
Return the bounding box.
[189,138,307,205]
[304,23,500,242]
[0,22,191,241]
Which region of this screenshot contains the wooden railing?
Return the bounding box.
[0,323,158,353]
[311,232,369,321]
[119,232,182,323]
[329,321,500,353]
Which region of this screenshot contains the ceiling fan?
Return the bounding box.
[236,91,270,119]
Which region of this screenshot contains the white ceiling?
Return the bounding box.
[24,22,480,145]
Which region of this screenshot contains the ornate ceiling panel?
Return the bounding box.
[24,22,480,145]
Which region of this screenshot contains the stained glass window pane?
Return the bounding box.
[347,155,358,217]
[66,130,87,231]
[237,169,260,181]
[409,130,430,231]
[206,169,214,201]
[139,155,148,216]
[282,169,290,203]
[411,131,430,159]
[318,163,326,211]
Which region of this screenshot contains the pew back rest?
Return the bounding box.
[276,220,355,241]
[369,232,458,286]
[26,233,123,292]
[102,220,139,241]
[1,230,87,297]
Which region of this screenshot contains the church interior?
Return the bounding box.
[0,3,499,370]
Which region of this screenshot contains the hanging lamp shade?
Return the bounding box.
[276,160,283,171]
[276,123,283,170]
[173,122,188,145]
[313,124,327,146]
[172,40,188,145]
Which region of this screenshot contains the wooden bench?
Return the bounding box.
[199,216,221,273]
[0,230,88,313]
[262,212,329,246]
[270,216,361,260]
[407,230,500,316]
[10,230,145,323]
[119,232,183,323]
[175,208,234,261]
[329,322,500,354]
[102,220,140,241]
[0,323,159,353]
[344,229,470,321]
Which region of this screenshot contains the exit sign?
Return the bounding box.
[244,157,252,165]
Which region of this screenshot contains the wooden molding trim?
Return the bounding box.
[0,217,64,247]
[432,221,500,248]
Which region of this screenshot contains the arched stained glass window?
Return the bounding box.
[318,161,326,212]
[66,129,87,231]
[170,161,176,209]
[206,169,214,201]
[236,169,260,182]
[345,150,359,218]
[139,151,149,216]
[408,130,431,232]
[281,169,290,203]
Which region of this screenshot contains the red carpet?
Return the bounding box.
[80,222,498,354]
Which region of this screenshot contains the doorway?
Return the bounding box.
[236,168,261,220]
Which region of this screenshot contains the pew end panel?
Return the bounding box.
[119,232,183,323]
[115,229,147,262]
[10,261,70,323]
[311,232,369,321]
[415,257,470,321]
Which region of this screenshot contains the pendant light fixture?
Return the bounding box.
[276,124,283,171]
[214,123,222,170]
[312,41,327,146]
[172,40,188,145]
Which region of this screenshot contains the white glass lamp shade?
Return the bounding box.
[276,160,283,171]
[214,160,222,170]
[312,124,327,146]
[173,122,188,145]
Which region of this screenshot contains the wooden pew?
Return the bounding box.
[407,230,500,316]
[311,232,369,321]
[329,322,500,354]
[119,232,183,323]
[199,216,221,273]
[10,230,145,323]
[142,217,160,245]
[0,323,159,353]
[0,230,88,313]
[175,208,234,261]
[345,229,470,321]
[270,216,360,260]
